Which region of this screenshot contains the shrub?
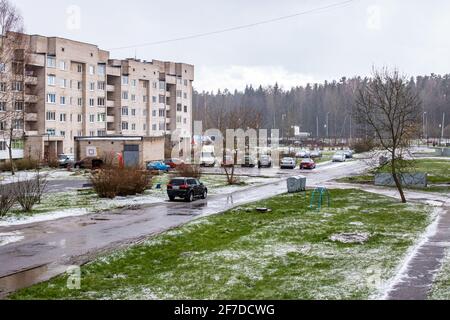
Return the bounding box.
[13,172,48,212]
[15,158,39,171]
[91,168,152,199]
[0,184,16,217]
[174,164,202,179]
[351,139,375,154]
[47,156,60,169]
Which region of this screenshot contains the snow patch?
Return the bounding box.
[0,231,24,246]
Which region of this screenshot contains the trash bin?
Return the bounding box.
[287,176,306,193]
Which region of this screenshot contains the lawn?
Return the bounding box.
[337,159,450,192]
[10,189,433,300]
[428,249,450,300]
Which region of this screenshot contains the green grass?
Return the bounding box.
[10,189,432,300]
[337,159,449,192]
[429,249,450,300]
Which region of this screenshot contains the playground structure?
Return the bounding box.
[310,187,331,210]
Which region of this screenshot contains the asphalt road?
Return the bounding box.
[0,160,367,296]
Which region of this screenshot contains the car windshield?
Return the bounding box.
[302,159,312,163]
[170,179,185,186]
[58,155,67,160]
[283,158,293,161]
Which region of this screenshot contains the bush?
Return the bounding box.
[13,173,48,212]
[47,156,60,169]
[174,164,202,179]
[0,158,39,172]
[0,184,16,217]
[91,168,152,199]
[351,139,375,154]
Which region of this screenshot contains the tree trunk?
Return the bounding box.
[391,158,406,203]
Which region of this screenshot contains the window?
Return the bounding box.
[184,105,188,113]
[89,98,95,107]
[98,64,105,76]
[89,65,95,75]
[131,109,136,116]
[122,107,129,116]
[47,56,56,68]
[159,81,165,90]
[0,140,6,150]
[12,120,23,130]
[177,78,182,85]
[0,101,6,111]
[183,118,187,124]
[12,140,24,150]
[183,92,188,99]
[89,114,95,123]
[77,114,82,123]
[177,104,182,112]
[47,93,56,104]
[97,113,106,122]
[78,98,83,106]
[122,122,128,130]
[122,76,129,85]
[122,91,129,100]
[89,131,95,137]
[152,110,157,117]
[159,95,165,104]
[159,109,165,117]
[131,94,136,102]
[131,79,137,87]
[0,82,7,92]
[131,123,136,131]
[97,81,106,90]
[14,101,24,111]
[0,63,6,73]
[60,113,67,122]
[77,64,83,73]
[90,82,95,91]
[60,96,66,105]
[184,79,188,86]
[152,124,157,131]
[60,78,67,88]
[159,122,165,130]
[152,96,157,103]
[60,130,66,137]
[152,82,157,89]
[143,109,147,116]
[176,116,182,123]
[143,82,148,89]
[46,111,56,121]
[97,97,105,107]
[47,74,56,86]
[60,61,66,71]
[97,130,106,137]
[47,129,56,136]
[143,95,148,103]
[0,121,5,131]
[11,81,23,92]
[77,81,82,90]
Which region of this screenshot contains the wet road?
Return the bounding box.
[0,160,367,296]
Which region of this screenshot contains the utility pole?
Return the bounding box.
[316,116,319,139]
[423,112,427,143]
[441,112,446,146]
[326,112,330,139]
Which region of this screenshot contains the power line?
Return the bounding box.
[108,0,358,51]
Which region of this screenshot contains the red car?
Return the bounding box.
[164,158,185,169]
[300,158,316,170]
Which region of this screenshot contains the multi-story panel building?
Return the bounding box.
[0,33,194,161]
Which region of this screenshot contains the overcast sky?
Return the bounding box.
[13,0,450,92]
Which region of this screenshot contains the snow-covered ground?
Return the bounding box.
[0,231,24,247]
[0,169,88,185]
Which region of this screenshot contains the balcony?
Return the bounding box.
[27,54,45,67]
[25,131,39,136]
[107,130,116,136]
[25,113,38,122]
[25,95,39,103]
[106,100,115,108]
[24,76,38,85]
[106,66,121,77]
[106,84,115,92]
[107,116,115,123]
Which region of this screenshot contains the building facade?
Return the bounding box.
[0,33,194,161]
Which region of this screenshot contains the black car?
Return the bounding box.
[167,177,208,202]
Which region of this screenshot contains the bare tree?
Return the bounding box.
[0,0,26,175]
[354,68,421,203]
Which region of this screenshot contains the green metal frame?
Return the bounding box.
[309,187,331,210]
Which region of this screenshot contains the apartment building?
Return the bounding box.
[0,33,194,161]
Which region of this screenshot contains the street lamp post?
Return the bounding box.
[422,112,427,144]
[441,112,446,146]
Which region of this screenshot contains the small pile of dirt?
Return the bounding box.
[330,232,370,244]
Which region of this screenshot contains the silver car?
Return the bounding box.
[258,155,272,168]
[280,157,297,169]
[332,152,346,162]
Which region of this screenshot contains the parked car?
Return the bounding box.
[310,150,322,159]
[164,158,185,169]
[167,177,208,202]
[343,149,354,159]
[58,154,75,168]
[147,161,170,172]
[74,157,104,170]
[296,149,311,158]
[332,152,346,162]
[242,155,256,168]
[300,158,316,170]
[200,145,216,167]
[221,155,234,168]
[258,155,272,168]
[280,157,297,169]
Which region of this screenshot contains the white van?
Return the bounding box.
[200,145,216,167]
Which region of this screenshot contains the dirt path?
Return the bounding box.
[324,182,450,300]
